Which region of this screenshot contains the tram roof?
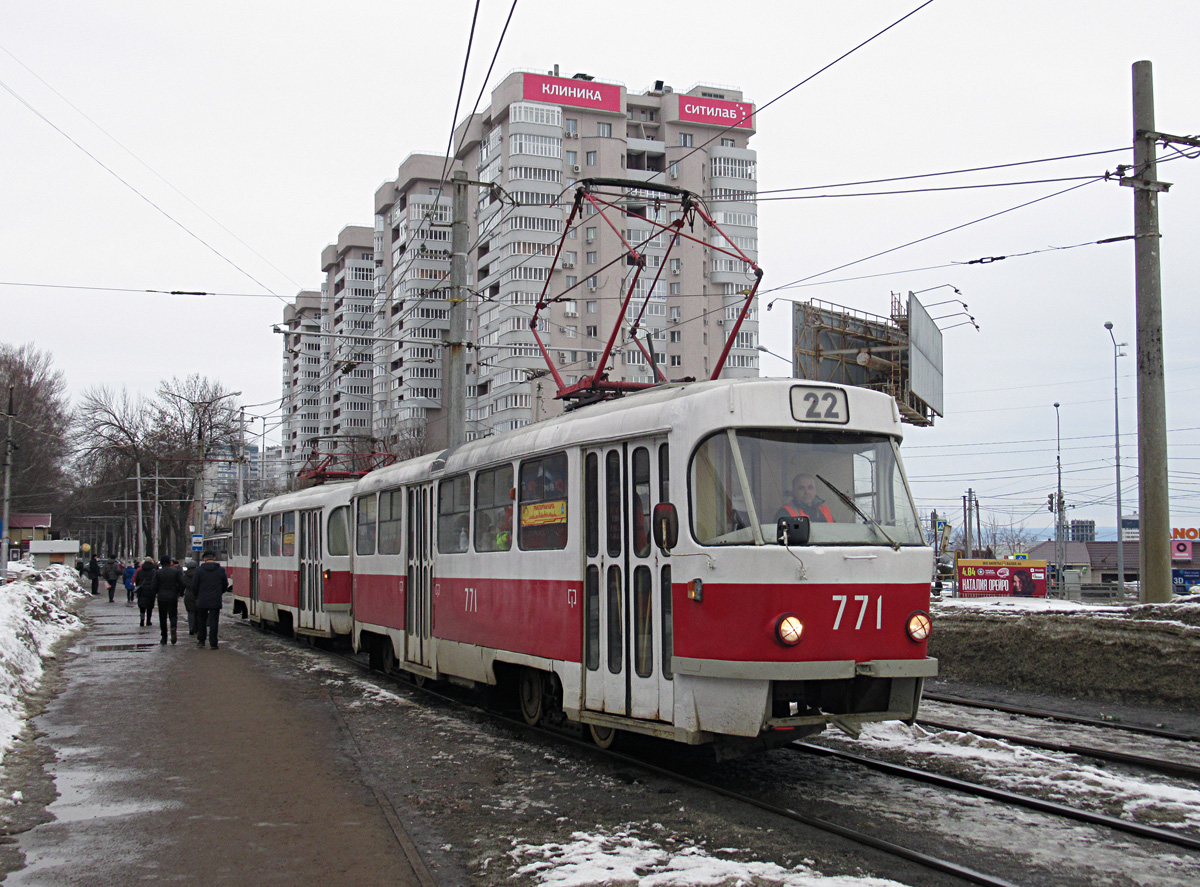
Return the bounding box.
[356,378,903,493]
[232,478,355,520]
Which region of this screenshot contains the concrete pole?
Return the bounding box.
[1131,61,1171,604]
[1,386,13,582]
[153,461,160,559]
[135,461,144,561]
[1054,402,1064,593]
[445,170,470,450]
[237,407,245,507]
[196,421,206,545]
[1106,322,1125,590]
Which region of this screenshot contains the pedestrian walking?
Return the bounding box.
[153,557,185,645]
[104,558,122,602]
[182,557,198,636]
[133,558,157,627]
[87,555,100,596]
[193,550,229,649]
[123,561,137,603]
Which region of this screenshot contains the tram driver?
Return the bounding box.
[775,472,834,523]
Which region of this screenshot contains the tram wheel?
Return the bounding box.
[412,673,427,688]
[588,723,619,749]
[381,642,398,675]
[518,669,544,726]
[367,639,384,671]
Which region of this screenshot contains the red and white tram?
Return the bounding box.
[231,377,935,755]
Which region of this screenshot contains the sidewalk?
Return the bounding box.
[7,596,434,886]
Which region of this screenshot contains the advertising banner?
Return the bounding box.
[677,94,754,129]
[956,559,1047,598]
[1173,569,1200,592]
[521,500,567,527]
[522,74,621,112]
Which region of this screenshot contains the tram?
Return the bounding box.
[231,377,935,756]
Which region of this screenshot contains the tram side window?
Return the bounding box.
[232,521,239,558]
[605,451,621,557]
[659,443,670,503]
[259,516,270,559]
[281,512,296,557]
[585,453,599,558]
[328,506,350,557]
[518,452,568,550]
[661,565,673,680]
[438,475,471,554]
[241,520,250,558]
[632,447,651,558]
[270,513,282,557]
[356,495,377,555]
[633,565,653,677]
[378,490,403,555]
[474,464,513,552]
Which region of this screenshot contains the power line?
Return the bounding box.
[0,75,286,304]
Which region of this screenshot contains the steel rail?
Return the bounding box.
[917,718,1200,781]
[923,692,1200,743]
[793,743,1200,853]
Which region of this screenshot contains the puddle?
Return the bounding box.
[72,643,159,653]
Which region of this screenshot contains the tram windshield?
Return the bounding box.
[689,429,924,547]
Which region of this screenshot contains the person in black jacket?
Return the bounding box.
[133,559,157,627]
[193,551,229,649]
[153,557,185,645]
[182,557,198,635]
[87,555,100,596]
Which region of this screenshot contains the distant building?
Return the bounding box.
[1069,519,1096,542]
[1121,512,1140,541]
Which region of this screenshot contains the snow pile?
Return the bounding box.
[0,561,88,764]
[509,827,907,886]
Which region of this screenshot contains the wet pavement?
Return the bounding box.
[4,597,433,886]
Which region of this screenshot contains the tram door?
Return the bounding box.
[249,517,260,618]
[583,439,672,722]
[297,508,323,631]
[404,484,434,668]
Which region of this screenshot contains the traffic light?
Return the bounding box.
[1048,493,1055,512]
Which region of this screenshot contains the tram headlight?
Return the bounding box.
[775,614,804,646]
[906,610,932,643]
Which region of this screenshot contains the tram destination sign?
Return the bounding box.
[790,386,849,424]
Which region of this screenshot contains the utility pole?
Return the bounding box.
[445,169,470,450]
[1,386,14,583]
[135,461,144,561]
[237,407,246,507]
[1127,61,1172,604]
[153,461,160,559]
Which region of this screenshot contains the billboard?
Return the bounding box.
[677,95,754,129]
[956,559,1048,598]
[522,74,621,112]
[907,294,944,418]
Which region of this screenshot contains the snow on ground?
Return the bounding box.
[508,826,907,886]
[0,561,89,767]
[823,721,1200,833]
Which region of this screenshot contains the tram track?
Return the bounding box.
[791,742,1200,854]
[922,691,1200,743]
[274,631,1038,887]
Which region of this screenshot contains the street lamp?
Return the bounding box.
[1054,402,1064,595]
[1105,322,1127,592]
[755,344,794,376]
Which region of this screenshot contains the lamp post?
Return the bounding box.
[1054,402,1064,594]
[755,344,794,376]
[1105,322,1126,592]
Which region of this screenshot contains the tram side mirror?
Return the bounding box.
[777,515,810,546]
[652,502,679,553]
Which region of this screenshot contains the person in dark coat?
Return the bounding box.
[182,557,198,635]
[193,550,229,649]
[133,559,157,627]
[153,557,185,645]
[87,555,100,596]
[103,558,122,602]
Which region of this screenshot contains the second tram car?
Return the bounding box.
[231,378,936,755]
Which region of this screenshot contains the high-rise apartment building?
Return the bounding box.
[288,69,758,469]
[320,227,377,440]
[280,290,326,470]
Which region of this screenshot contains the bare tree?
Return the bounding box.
[0,343,73,517]
[74,376,241,557]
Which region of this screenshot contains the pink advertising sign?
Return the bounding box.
[677,95,754,129]
[522,74,621,112]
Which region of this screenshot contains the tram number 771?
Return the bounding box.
[831,594,882,630]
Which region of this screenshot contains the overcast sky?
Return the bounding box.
[4,1,1198,541]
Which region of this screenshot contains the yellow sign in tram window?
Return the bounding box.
[521,500,567,526]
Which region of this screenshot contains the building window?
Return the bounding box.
[587,300,598,313]
[565,150,577,166]
[586,324,598,338]
[564,300,578,316]
[586,251,597,264]
[669,330,681,343]
[585,226,597,242]
[564,117,578,135]
[509,102,563,127]
[670,258,682,274]
[669,282,680,295]
[586,151,597,166]
[597,122,612,138]
[721,138,735,147]
[679,133,693,147]
[670,355,682,367]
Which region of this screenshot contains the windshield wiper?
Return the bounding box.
[814,473,901,551]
